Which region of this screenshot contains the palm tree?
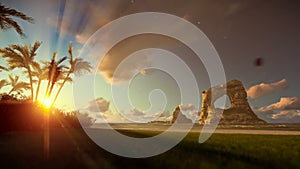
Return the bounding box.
[0,41,42,100]
[0,3,34,37]
[30,61,48,102]
[0,65,8,71]
[0,65,8,91]
[7,74,30,95]
[51,44,92,106]
[0,79,8,91]
[44,52,67,99]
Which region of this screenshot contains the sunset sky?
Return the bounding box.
[0,0,300,123]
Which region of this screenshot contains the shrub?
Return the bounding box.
[0,100,95,132]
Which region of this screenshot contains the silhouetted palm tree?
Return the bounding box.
[7,74,30,95]
[0,79,8,91]
[0,65,8,91]
[44,52,67,99]
[0,41,41,100]
[52,44,92,106]
[0,3,34,37]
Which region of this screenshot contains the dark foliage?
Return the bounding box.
[0,101,43,132]
[0,100,94,133]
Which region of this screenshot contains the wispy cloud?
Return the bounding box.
[256,97,300,123]
[259,97,300,112]
[247,79,288,99]
[271,110,300,119]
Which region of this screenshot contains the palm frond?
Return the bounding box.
[8,74,15,84]
[0,79,8,89]
[0,65,8,71]
[68,43,73,63]
[7,74,29,94]
[9,82,30,94]
[57,56,67,65]
[29,41,42,59]
[73,58,92,76]
[0,3,34,37]
[52,52,57,60]
[0,16,24,36]
[0,3,34,22]
[31,61,41,71]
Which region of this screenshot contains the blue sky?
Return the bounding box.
[1,0,300,123]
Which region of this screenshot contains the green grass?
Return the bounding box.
[0,128,299,169]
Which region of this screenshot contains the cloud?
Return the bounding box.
[80,108,130,123]
[255,97,300,123]
[259,97,300,112]
[179,104,195,112]
[247,79,288,99]
[255,109,300,123]
[156,115,173,122]
[179,104,199,122]
[86,97,110,113]
[99,54,152,83]
[271,110,300,119]
[129,108,146,116]
[125,108,164,122]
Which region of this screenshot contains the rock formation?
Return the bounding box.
[199,80,266,125]
[171,106,193,123]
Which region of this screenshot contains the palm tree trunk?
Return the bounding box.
[8,88,14,95]
[27,68,34,100]
[44,65,55,99]
[34,80,41,102]
[48,82,56,98]
[51,72,71,107]
[44,79,51,99]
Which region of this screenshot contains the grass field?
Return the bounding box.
[0,128,299,169]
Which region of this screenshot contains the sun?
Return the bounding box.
[42,98,52,108]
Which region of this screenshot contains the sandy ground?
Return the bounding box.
[91,123,300,135]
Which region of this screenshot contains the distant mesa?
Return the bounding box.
[170,80,266,125]
[171,106,193,124]
[199,80,266,125]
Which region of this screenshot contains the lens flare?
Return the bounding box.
[43,98,52,108]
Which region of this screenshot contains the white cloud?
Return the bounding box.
[179,104,199,122]
[129,108,146,116]
[156,115,173,122]
[81,109,129,123]
[256,97,300,123]
[271,110,300,119]
[124,108,164,123]
[247,79,288,99]
[179,104,195,112]
[86,97,110,113]
[259,97,300,112]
